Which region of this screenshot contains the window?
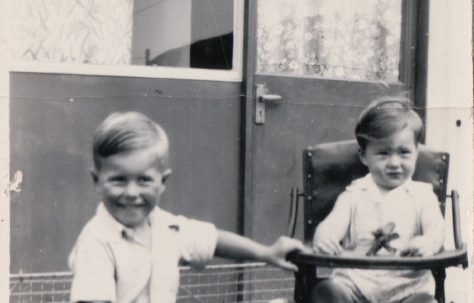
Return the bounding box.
[257,0,402,81]
[8,0,243,80]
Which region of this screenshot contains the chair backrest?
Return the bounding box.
[302,140,449,242]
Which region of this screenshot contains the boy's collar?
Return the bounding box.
[356,173,415,197]
[96,203,153,242]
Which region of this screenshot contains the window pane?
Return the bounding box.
[257,0,402,81]
[9,0,234,70]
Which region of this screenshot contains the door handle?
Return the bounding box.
[255,84,282,125]
[260,94,282,102]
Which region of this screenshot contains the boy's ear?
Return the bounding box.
[161,169,172,184]
[91,170,99,186]
[358,149,368,166]
[90,170,102,193]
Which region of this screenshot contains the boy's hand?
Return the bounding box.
[312,234,343,256]
[403,236,438,256]
[264,236,308,272]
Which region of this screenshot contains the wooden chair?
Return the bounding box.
[287,140,468,303]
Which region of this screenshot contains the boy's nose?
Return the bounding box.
[387,155,401,167]
[124,182,140,198]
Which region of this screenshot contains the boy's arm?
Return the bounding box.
[407,190,445,256]
[312,192,351,255]
[214,230,307,271]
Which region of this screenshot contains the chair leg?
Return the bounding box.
[293,266,304,303]
[432,269,446,303]
[294,265,317,303]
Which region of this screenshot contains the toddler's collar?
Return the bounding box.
[350,174,415,197]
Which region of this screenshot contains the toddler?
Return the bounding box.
[69,111,305,303]
[312,98,445,303]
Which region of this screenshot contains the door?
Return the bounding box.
[243,0,421,244]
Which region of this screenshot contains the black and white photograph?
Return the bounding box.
[0,0,472,302]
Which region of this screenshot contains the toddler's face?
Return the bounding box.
[359,128,418,191]
[93,147,170,228]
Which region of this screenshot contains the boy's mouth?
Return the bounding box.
[386,172,404,178]
[117,201,147,208]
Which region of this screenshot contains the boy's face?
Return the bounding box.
[93,147,170,228]
[359,127,418,191]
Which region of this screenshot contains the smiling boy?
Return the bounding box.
[69,111,305,303]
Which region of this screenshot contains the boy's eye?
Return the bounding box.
[138,176,153,184]
[376,151,389,156]
[400,149,413,156]
[109,176,126,184]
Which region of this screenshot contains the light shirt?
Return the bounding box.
[69,203,218,303]
[316,174,445,303]
[126,220,152,303]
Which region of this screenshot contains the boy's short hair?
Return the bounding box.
[355,96,424,150]
[93,111,169,170]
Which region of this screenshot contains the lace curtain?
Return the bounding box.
[257,0,402,81]
[9,0,133,65]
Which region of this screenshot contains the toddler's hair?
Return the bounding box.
[93,111,169,170]
[355,96,424,150]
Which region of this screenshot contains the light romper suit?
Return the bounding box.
[319,174,444,303]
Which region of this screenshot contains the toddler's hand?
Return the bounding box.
[404,237,438,256]
[312,234,343,256]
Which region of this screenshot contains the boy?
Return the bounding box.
[69,111,306,303]
[312,98,445,303]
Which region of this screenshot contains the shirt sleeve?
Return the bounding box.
[176,216,218,269]
[314,190,352,243]
[68,233,116,302]
[418,185,445,251]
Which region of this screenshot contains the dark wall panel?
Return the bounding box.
[10,72,242,273]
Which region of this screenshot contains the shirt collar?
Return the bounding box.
[354,173,415,197]
[95,203,153,244]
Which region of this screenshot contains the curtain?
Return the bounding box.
[257,0,402,81]
[9,0,133,65]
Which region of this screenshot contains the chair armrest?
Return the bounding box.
[287,246,468,270]
[451,190,463,250]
